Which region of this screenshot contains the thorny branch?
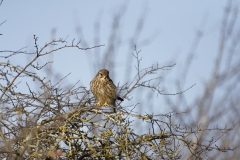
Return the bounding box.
[0,36,236,159]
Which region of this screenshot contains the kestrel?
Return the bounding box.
[90,69,123,110]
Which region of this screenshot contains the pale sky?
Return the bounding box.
[0,0,236,114]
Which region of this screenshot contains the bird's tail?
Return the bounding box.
[117,96,124,101]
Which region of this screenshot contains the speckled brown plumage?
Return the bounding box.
[90,69,123,108]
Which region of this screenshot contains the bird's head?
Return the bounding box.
[97,69,109,80]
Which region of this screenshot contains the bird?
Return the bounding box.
[90,69,123,111]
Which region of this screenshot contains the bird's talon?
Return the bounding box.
[95,101,101,106]
[103,102,108,106]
